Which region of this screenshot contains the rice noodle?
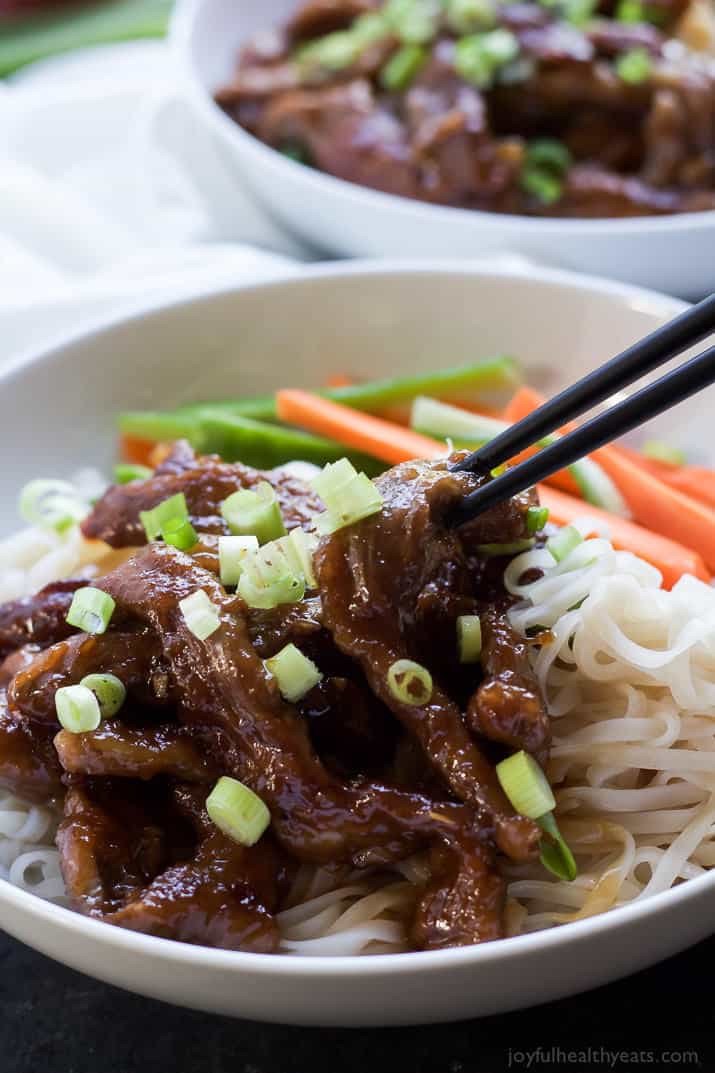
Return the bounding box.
[3,488,715,953]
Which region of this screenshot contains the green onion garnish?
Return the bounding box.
[162,517,199,552]
[352,11,388,46]
[264,643,323,703]
[139,492,190,543]
[55,684,102,734]
[562,0,597,25]
[298,30,360,72]
[521,167,564,205]
[496,750,555,819]
[286,527,319,589]
[457,614,482,664]
[615,47,652,84]
[445,0,497,33]
[380,43,427,91]
[79,673,126,719]
[538,812,578,882]
[615,0,645,21]
[113,463,152,485]
[206,776,271,847]
[387,659,433,706]
[19,479,88,533]
[311,458,384,535]
[526,139,571,176]
[546,525,582,562]
[66,588,115,636]
[477,539,535,558]
[384,0,441,44]
[236,539,306,610]
[454,28,519,88]
[218,534,260,588]
[642,439,686,466]
[179,590,221,641]
[221,482,286,545]
[526,505,550,534]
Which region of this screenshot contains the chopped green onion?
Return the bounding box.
[79,673,126,719]
[454,28,519,88]
[387,659,433,706]
[615,46,652,84]
[562,0,597,25]
[457,615,482,664]
[206,776,271,847]
[287,527,319,589]
[264,643,323,703]
[546,525,583,562]
[526,506,550,534]
[239,572,305,610]
[496,750,555,819]
[139,493,190,543]
[298,30,360,72]
[526,138,571,176]
[615,0,645,21]
[221,481,286,545]
[445,0,496,33]
[163,517,199,551]
[113,463,152,485]
[179,590,221,641]
[218,535,260,588]
[642,439,686,466]
[352,11,388,46]
[477,539,535,558]
[521,166,564,205]
[311,459,384,535]
[380,43,427,91]
[55,684,101,734]
[384,0,441,44]
[66,588,115,636]
[236,539,306,610]
[19,479,88,533]
[538,812,578,882]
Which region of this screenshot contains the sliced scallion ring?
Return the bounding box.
[179,589,221,640]
[19,479,88,533]
[79,673,126,719]
[221,481,286,545]
[264,643,323,703]
[113,463,152,485]
[66,588,115,636]
[546,525,583,562]
[526,506,550,534]
[139,492,190,543]
[218,534,260,588]
[162,516,199,551]
[457,614,482,664]
[496,749,555,819]
[311,459,383,535]
[55,684,101,734]
[387,659,433,706]
[206,776,271,847]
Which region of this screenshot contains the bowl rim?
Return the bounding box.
[171,0,715,237]
[0,257,707,979]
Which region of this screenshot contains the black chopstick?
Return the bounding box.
[449,343,715,528]
[452,292,715,476]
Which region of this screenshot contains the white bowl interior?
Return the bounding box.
[2,264,715,1025]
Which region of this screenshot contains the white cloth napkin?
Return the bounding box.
[0,40,308,364]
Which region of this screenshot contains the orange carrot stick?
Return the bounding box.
[276,389,445,466]
[119,435,156,468]
[539,485,710,588]
[504,388,715,571]
[617,447,715,510]
[326,374,354,388]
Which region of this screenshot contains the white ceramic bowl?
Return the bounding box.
[172,0,715,300]
[1,263,713,1027]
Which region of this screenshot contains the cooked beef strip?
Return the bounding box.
[9,629,172,724]
[316,455,540,862]
[54,722,218,782]
[57,780,284,951]
[82,443,321,548]
[0,690,63,802]
[286,0,376,41]
[0,645,40,689]
[95,543,510,947]
[466,607,550,764]
[0,579,84,658]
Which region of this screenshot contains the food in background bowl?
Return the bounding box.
[216,0,715,218]
[3,357,715,957]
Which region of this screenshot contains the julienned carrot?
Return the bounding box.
[504,387,715,571]
[618,447,715,510]
[276,389,445,466]
[538,485,710,588]
[120,435,156,468]
[326,374,354,388]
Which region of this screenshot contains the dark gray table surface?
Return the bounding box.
[1,929,712,1073]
